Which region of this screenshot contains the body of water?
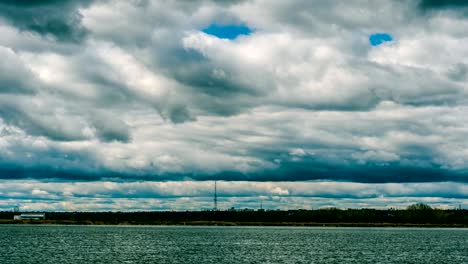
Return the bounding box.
[0,225,466,263]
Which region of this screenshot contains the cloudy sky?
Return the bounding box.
[1,0,468,211]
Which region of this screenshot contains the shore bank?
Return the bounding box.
[1,219,467,228]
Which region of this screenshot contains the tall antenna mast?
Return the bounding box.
[214,180,218,211]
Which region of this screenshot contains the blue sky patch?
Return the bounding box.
[202,24,252,39]
[369,33,393,46]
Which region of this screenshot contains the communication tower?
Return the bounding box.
[214,180,218,211]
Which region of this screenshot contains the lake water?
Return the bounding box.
[0,225,467,263]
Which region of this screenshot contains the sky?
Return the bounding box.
[0,0,468,211]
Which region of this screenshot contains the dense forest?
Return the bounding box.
[1,203,467,227]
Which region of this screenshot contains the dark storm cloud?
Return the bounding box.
[0,167,99,181]
[90,113,132,143]
[160,104,195,124]
[447,63,468,81]
[0,47,38,94]
[0,0,93,42]
[0,141,103,180]
[148,45,262,117]
[172,58,259,98]
[263,164,461,183]
[0,97,130,143]
[0,67,36,94]
[419,0,468,10]
[0,103,88,141]
[0,155,464,184]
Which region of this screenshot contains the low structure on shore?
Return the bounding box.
[13,213,46,220]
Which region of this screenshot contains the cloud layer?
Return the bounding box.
[1,180,467,211]
[0,0,468,209]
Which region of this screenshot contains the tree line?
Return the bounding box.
[1,203,466,226]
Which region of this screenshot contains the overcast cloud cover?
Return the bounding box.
[1,0,468,210]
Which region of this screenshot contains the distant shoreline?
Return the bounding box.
[1,220,467,228]
[2,208,467,228]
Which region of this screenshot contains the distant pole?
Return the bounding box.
[214,180,218,211]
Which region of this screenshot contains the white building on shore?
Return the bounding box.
[13,213,46,220]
